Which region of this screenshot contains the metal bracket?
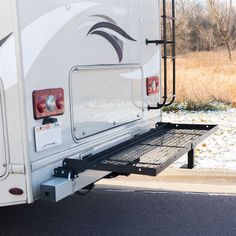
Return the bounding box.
[54,167,76,179]
[188,149,195,169]
[9,164,25,174]
[180,149,195,169]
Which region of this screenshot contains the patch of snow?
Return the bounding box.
[163,109,236,171]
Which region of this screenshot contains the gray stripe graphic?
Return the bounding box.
[0,33,12,48]
[91,15,117,25]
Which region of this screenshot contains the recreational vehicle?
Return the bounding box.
[0,0,217,206]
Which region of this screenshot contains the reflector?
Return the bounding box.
[9,188,24,196]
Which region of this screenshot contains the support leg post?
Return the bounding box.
[188,149,195,169]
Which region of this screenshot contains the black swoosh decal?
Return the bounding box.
[112,35,124,51]
[90,30,123,62]
[88,22,136,41]
[87,16,137,63]
[0,33,12,48]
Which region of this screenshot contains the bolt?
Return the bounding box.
[66,4,71,10]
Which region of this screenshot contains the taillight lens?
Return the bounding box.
[37,96,46,113]
[56,93,64,110]
[46,95,56,111]
[146,76,160,96]
[33,88,65,119]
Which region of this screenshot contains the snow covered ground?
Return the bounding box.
[163,109,236,171]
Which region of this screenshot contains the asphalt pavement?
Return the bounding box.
[1,189,236,236]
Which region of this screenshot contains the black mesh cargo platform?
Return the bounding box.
[55,123,218,177]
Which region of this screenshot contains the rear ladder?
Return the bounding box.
[146,0,176,109]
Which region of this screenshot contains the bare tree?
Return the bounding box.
[175,0,209,53]
[175,0,194,53]
[207,0,236,60]
[170,0,236,56]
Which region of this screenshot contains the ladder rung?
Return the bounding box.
[161,15,176,20]
[162,95,176,99]
[166,41,176,45]
[162,56,176,59]
[159,40,174,44]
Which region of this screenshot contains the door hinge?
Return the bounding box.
[9,164,25,174]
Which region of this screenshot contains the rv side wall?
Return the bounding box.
[0,0,29,206]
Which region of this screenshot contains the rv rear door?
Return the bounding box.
[69,2,142,140]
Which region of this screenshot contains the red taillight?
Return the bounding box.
[56,93,64,110]
[146,76,160,96]
[37,96,46,113]
[9,188,24,196]
[33,88,65,120]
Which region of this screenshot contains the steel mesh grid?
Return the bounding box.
[101,128,209,168]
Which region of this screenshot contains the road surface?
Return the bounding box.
[1,189,236,236]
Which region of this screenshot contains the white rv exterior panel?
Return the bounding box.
[0,175,27,207]
[0,82,7,177]
[0,0,30,206]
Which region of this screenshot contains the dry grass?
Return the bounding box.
[167,50,236,106]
